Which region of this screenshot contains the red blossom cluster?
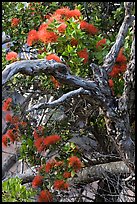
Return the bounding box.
[53,180,69,190]
[32,175,43,188]
[63,171,71,178]
[11,18,20,27]
[68,155,82,172]
[109,48,127,78]
[80,20,98,35]
[33,128,61,152]
[2,98,12,111]
[77,48,89,64]
[46,54,61,62]
[96,38,107,49]
[2,98,27,147]
[27,30,39,46]
[38,190,53,202]
[6,52,18,61]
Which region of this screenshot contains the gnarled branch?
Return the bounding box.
[26,87,91,112]
[102,2,134,72]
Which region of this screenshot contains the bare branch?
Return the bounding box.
[26,87,91,112]
[102,2,134,72]
[71,161,130,186]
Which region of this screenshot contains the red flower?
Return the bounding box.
[108,65,120,77]
[116,48,127,63]
[38,30,58,44]
[32,175,43,188]
[50,76,61,89]
[57,23,67,33]
[2,134,8,147]
[68,156,82,172]
[5,113,13,123]
[38,23,48,31]
[70,38,78,46]
[54,7,71,17]
[2,98,12,111]
[54,180,69,190]
[11,18,20,27]
[120,64,127,72]
[34,137,45,152]
[6,129,16,142]
[43,135,61,146]
[46,54,61,62]
[33,129,40,139]
[108,79,114,88]
[66,9,81,19]
[77,48,88,64]
[80,21,98,35]
[6,52,18,61]
[63,171,71,178]
[45,159,56,173]
[96,38,106,48]
[27,30,39,46]
[38,190,53,202]
[11,116,19,124]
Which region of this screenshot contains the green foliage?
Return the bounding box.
[2,177,36,202]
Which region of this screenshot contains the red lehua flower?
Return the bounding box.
[6,52,18,61]
[34,137,45,152]
[66,9,81,19]
[48,13,63,24]
[108,65,120,77]
[87,23,98,35]
[46,54,61,62]
[32,175,43,188]
[53,180,69,190]
[96,38,106,48]
[6,129,16,142]
[50,76,61,89]
[11,18,20,27]
[54,7,71,17]
[108,79,114,88]
[11,116,19,124]
[2,98,12,111]
[27,30,39,46]
[80,21,98,35]
[120,64,127,72]
[5,113,13,123]
[38,190,53,202]
[38,23,48,31]
[33,129,40,139]
[116,48,127,63]
[63,171,71,178]
[70,38,78,46]
[38,30,58,44]
[43,135,61,146]
[77,48,88,64]
[2,134,8,147]
[68,156,82,171]
[45,159,56,173]
[57,23,67,33]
